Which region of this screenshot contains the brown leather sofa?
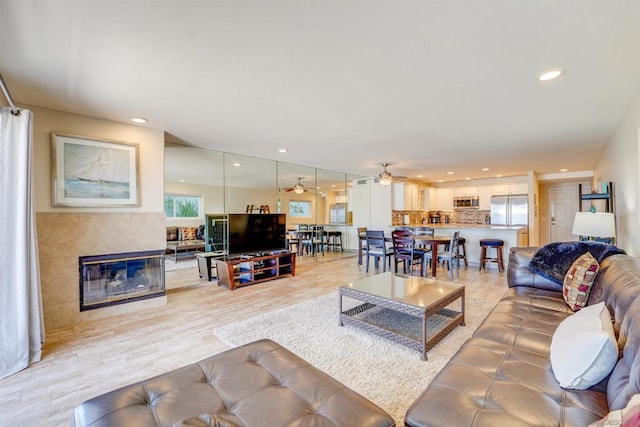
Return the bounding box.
[72,339,394,427]
[405,246,640,427]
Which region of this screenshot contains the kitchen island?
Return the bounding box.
[421,224,527,269]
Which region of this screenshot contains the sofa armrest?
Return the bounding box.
[508,246,563,292]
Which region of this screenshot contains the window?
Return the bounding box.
[164,194,203,219]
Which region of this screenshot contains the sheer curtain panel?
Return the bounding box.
[0,108,44,378]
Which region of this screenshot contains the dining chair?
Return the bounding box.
[302,225,325,256]
[365,230,394,273]
[357,227,368,265]
[413,226,434,252]
[423,231,460,280]
[391,229,425,276]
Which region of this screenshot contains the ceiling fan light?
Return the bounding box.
[294,184,305,194]
[378,173,393,186]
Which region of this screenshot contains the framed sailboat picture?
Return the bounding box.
[51,133,140,207]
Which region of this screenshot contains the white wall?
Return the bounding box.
[595,89,640,256]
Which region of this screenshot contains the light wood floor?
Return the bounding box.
[1,253,509,427]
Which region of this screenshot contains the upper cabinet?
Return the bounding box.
[478,186,493,210]
[393,183,423,210]
[452,187,478,197]
[492,183,527,195]
[435,188,454,211]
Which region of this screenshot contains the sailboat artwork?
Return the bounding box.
[64,143,130,199]
[53,133,139,207]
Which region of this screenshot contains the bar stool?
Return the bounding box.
[479,239,505,272]
[456,236,468,266]
[326,231,344,252]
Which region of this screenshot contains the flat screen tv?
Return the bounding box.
[227,213,287,255]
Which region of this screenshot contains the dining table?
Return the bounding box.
[359,232,453,278]
[414,235,453,278]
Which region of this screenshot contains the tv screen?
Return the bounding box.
[227,213,287,255]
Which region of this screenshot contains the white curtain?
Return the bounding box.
[0,107,44,378]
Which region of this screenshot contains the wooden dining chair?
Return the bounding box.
[365,230,394,272]
[391,229,425,276]
[424,231,460,280]
[357,226,368,265]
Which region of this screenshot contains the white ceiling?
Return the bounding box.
[2,1,640,184]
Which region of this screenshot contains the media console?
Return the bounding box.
[214,251,296,290]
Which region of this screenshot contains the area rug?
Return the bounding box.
[213,292,497,424]
[165,258,197,272]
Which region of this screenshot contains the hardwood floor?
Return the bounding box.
[1,253,508,426]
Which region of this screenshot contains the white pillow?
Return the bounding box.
[550,302,618,389]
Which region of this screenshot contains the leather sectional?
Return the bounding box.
[405,247,640,426]
[72,339,394,427]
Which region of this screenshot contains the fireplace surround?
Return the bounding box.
[79,250,165,311]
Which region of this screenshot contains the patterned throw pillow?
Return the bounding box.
[180,227,198,241]
[563,252,600,311]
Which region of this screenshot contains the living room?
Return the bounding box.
[2,2,640,426]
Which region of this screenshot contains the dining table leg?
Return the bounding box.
[431,244,438,277]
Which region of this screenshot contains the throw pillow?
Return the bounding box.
[589,394,640,427]
[180,226,198,241]
[563,252,600,311]
[550,302,618,389]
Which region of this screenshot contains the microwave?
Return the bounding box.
[453,196,479,208]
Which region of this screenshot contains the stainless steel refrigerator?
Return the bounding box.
[490,195,529,227]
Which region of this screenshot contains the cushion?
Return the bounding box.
[589,393,640,427]
[563,252,600,311]
[180,226,198,241]
[550,302,618,389]
[166,226,179,241]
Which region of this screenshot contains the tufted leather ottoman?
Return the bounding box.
[72,339,394,427]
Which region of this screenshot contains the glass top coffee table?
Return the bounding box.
[339,272,465,360]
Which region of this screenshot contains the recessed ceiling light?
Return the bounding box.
[447,171,454,175]
[130,117,148,124]
[232,162,241,167]
[437,180,443,183]
[331,185,336,188]
[179,179,185,182]
[465,177,471,180]
[539,68,565,81]
[560,168,568,172]
[482,168,489,172]
[417,175,423,178]
[496,174,503,178]
[278,149,288,153]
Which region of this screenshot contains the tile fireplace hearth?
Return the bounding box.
[79,250,165,311]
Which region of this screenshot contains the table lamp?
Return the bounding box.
[571,212,616,243]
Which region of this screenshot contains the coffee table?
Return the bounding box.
[166,240,205,263]
[339,272,465,360]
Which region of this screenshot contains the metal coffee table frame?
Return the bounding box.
[339,277,465,360]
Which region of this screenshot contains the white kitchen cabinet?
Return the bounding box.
[435,188,453,211]
[423,187,436,211]
[453,186,478,197]
[509,183,528,195]
[492,183,528,196]
[393,183,422,210]
[478,186,493,210]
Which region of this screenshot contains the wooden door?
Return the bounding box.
[549,187,579,242]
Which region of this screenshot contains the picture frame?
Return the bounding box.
[289,200,312,218]
[51,132,140,207]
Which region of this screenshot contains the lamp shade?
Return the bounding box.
[571,212,616,239]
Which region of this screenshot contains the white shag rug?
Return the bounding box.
[213,291,497,425]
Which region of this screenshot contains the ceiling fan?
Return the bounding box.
[284,177,308,194]
[377,163,407,186]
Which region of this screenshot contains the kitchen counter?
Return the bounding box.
[396,224,528,269]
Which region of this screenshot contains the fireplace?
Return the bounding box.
[79,250,165,311]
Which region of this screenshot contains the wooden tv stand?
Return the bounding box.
[214,251,296,290]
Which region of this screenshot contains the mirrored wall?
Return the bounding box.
[165,142,368,263]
